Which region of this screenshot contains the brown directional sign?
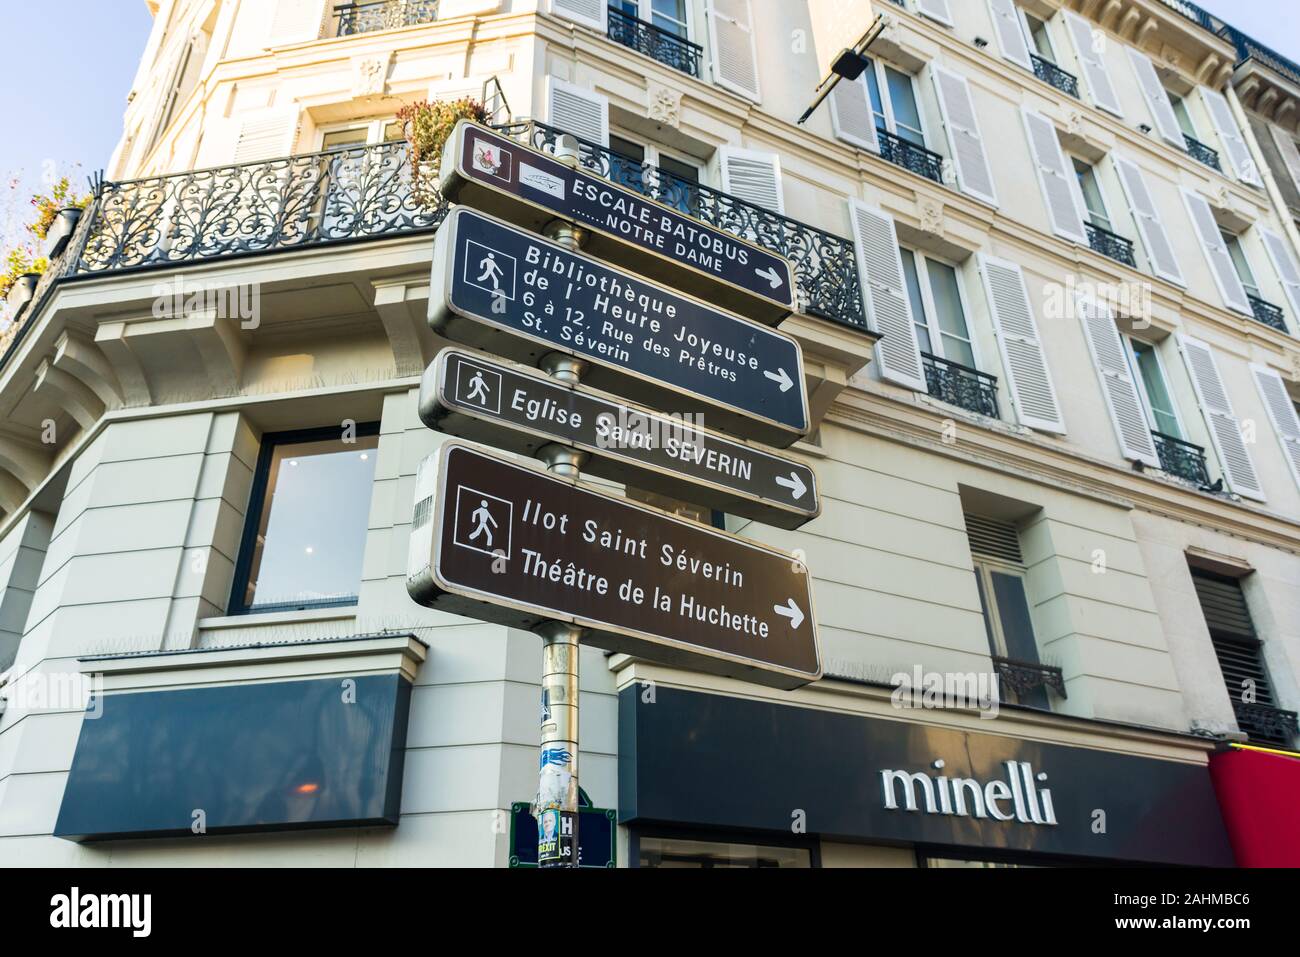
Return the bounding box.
[421,348,820,529]
[439,120,797,323]
[407,442,821,690]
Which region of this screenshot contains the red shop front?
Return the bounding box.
[1210,745,1300,867]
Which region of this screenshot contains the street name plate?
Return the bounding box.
[439,121,797,323]
[421,348,820,529]
[430,207,809,446]
[407,442,822,690]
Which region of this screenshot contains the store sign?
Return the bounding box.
[439,121,797,323]
[429,207,809,446]
[406,442,822,690]
[881,760,1058,825]
[421,348,820,529]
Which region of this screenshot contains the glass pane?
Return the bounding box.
[243,434,379,611]
[974,570,998,655]
[650,0,688,36]
[1221,232,1259,294]
[863,61,887,130]
[658,154,699,183]
[616,0,638,15]
[321,128,369,150]
[1072,160,1110,231]
[382,120,403,142]
[928,856,1040,868]
[1025,16,1053,62]
[608,135,647,194]
[885,67,924,144]
[900,248,933,353]
[639,836,811,868]
[1131,341,1181,438]
[990,571,1040,664]
[926,260,975,367]
[1170,94,1196,139]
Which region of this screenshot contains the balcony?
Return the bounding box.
[992,656,1067,703]
[1183,133,1222,172]
[1085,221,1137,268]
[876,129,944,185]
[1233,701,1299,747]
[1247,294,1288,333]
[1030,55,1080,99]
[921,352,999,418]
[606,5,702,78]
[1152,431,1212,486]
[335,0,440,36]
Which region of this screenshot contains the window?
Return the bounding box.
[319,118,404,151]
[1168,92,1198,140]
[230,425,380,614]
[1191,567,1295,747]
[616,0,691,37]
[1021,12,1055,62]
[863,58,926,147]
[1126,339,1182,439]
[1072,159,1112,232]
[608,133,703,214]
[1221,230,1261,299]
[899,249,976,368]
[637,835,812,868]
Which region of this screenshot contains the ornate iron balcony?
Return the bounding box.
[606,6,702,78]
[1247,294,1288,332]
[335,0,440,36]
[1152,431,1212,486]
[1085,221,1137,268]
[921,352,999,418]
[1233,701,1299,747]
[1030,54,1079,99]
[992,656,1067,700]
[1183,134,1222,172]
[75,140,447,274]
[876,128,944,185]
[504,121,868,331]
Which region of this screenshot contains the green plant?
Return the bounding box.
[0,247,47,303]
[396,96,489,199]
[28,176,91,241]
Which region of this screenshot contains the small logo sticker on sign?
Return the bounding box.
[519,163,566,200]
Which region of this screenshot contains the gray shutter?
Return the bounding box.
[1063,11,1123,118]
[1259,228,1300,332]
[1077,294,1160,466]
[978,254,1065,434]
[269,0,327,45]
[546,78,609,146]
[1112,154,1184,285]
[550,0,607,31]
[830,76,879,153]
[707,0,760,102]
[717,147,783,213]
[234,109,299,162]
[931,66,998,206]
[988,0,1033,71]
[846,199,927,392]
[915,0,953,27]
[1181,189,1252,316]
[1201,87,1260,186]
[1251,364,1300,491]
[1127,48,1183,148]
[1179,335,1265,501]
[1022,108,1088,244]
[1269,126,1300,196]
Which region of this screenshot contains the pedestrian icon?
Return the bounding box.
[452,484,513,559]
[453,359,502,414]
[464,240,516,300]
[478,253,504,289]
[468,499,498,547]
[467,371,491,405]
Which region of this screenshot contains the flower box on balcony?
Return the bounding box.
[43,207,83,260]
[6,272,41,315]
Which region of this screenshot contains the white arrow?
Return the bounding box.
[755,266,785,290]
[763,367,794,392]
[774,471,807,500]
[773,598,805,630]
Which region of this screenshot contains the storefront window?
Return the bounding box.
[925,855,1041,868]
[637,836,812,868]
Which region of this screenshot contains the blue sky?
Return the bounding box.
[0,0,1297,250]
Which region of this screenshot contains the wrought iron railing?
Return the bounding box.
[1183,134,1222,172]
[606,5,702,78]
[335,0,440,36]
[1085,221,1137,268]
[1233,701,1298,747]
[74,141,447,274]
[1156,0,1219,31]
[505,121,867,330]
[1030,54,1079,99]
[1152,431,1212,486]
[921,352,999,418]
[876,128,944,185]
[992,656,1067,700]
[1218,25,1300,88]
[1247,294,1288,333]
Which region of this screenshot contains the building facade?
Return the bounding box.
[1,0,1299,866]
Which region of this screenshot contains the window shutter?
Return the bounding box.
[1201,87,1260,186]
[546,77,609,147]
[1127,48,1184,148]
[269,0,327,45]
[1063,11,1123,118]
[1181,189,1252,315]
[706,0,761,102]
[987,0,1033,71]
[1112,154,1184,285]
[1251,365,1300,491]
[1269,127,1300,196]
[930,66,998,206]
[846,199,927,392]
[1076,294,1160,466]
[717,146,783,213]
[978,255,1065,434]
[915,0,954,27]
[234,109,300,163]
[1021,108,1088,244]
[549,0,607,31]
[1259,228,1300,332]
[830,76,879,153]
[1178,335,1265,501]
